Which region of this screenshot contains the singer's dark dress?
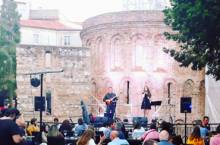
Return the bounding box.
[141,93,151,109]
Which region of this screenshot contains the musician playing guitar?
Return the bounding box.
[103,87,117,120]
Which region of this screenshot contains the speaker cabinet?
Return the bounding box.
[180,97,192,113]
[34,96,45,111]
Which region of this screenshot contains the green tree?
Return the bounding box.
[163,0,220,80]
[0,0,20,107]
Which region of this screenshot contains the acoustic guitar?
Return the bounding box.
[105,96,118,105]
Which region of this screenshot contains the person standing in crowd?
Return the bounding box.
[77,129,105,145]
[202,116,210,130]
[108,131,129,145]
[103,87,117,120]
[27,118,40,135]
[0,108,24,145]
[210,125,220,145]
[186,126,205,145]
[141,84,152,117]
[197,120,209,138]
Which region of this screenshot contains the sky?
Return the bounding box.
[29,0,124,22]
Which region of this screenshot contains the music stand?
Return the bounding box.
[151,101,162,111]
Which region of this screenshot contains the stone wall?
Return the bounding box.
[81,10,205,122]
[16,45,91,122]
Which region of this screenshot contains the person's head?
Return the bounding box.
[62,119,70,126]
[160,121,173,135]
[123,118,128,123]
[133,122,141,129]
[150,123,157,130]
[78,118,84,125]
[110,130,119,140]
[54,117,59,123]
[108,119,115,129]
[190,126,201,138]
[4,108,20,121]
[203,116,209,125]
[143,139,158,145]
[216,125,220,134]
[108,87,113,93]
[77,129,95,145]
[30,118,37,125]
[159,130,169,141]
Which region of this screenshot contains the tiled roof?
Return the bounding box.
[20,20,74,30]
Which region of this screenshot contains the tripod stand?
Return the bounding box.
[184,111,188,144]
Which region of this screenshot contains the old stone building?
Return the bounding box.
[16,10,205,123]
[81,10,205,122]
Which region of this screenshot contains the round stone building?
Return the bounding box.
[81,10,205,122]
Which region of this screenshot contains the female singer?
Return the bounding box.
[141,85,152,117]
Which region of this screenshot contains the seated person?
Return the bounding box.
[141,123,159,142]
[47,125,63,138]
[74,118,88,136]
[158,130,173,145]
[210,124,220,145]
[104,120,116,139]
[59,119,72,133]
[132,122,145,139]
[27,118,40,136]
[108,131,129,145]
[186,126,205,145]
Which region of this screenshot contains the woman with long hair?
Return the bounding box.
[187,126,205,145]
[77,129,104,145]
[141,84,152,117]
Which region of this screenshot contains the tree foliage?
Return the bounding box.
[163,0,220,80]
[0,0,20,106]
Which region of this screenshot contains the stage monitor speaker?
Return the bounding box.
[132,117,148,127]
[180,97,192,113]
[34,96,45,111]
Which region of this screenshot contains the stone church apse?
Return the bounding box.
[81,10,205,122]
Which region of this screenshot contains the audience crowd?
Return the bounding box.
[1,108,220,145]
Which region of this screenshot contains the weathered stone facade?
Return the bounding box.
[16,45,91,122]
[81,10,205,122]
[17,10,205,123]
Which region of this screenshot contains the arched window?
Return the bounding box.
[119,78,134,104]
[132,34,145,69]
[45,51,51,68]
[95,37,103,72]
[183,79,194,97]
[163,79,176,105]
[110,35,123,70]
[113,38,121,68]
